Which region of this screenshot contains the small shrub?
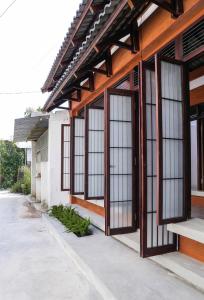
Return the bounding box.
[11,181,22,193]
[50,205,91,237]
[11,166,31,195]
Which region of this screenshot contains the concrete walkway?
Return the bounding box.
[0,191,101,300]
[1,191,204,300]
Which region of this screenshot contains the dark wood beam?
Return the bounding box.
[57,106,69,110]
[73,71,95,92]
[91,67,107,75]
[112,21,139,54]
[49,0,134,103]
[105,48,113,77]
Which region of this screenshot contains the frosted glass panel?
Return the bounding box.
[191,121,198,190]
[161,60,184,220]
[88,108,104,198]
[62,125,70,190]
[145,66,175,250]
[109,94,133,229]
[74,118,84,193]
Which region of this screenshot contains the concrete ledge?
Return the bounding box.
[42,214,116,300]
[191,191,204,197]
[167,218,204,244]
[152,252,204,293]
[43,212,204,296]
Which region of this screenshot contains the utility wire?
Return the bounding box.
[0,0,17,19]
[0,91,41,95]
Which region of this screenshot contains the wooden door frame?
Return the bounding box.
[155,55,191,225]
[104,88,139,235]
[84,105,105,200]
[139,61,177,257]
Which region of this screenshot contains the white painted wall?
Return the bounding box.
[47,110,70,207]
[30,110,70,207]
[41,161,48,204]
[35,130,48,203]
[31,141,36,197]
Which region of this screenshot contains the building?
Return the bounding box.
[41,0,204,263]
[16,142,32,167]
[14,110,69,207]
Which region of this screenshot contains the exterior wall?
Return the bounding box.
[26,148,32,166]
[41,161,48,204]
[36,130,48,203]
[47,110,69,207]
[31,141,36,197]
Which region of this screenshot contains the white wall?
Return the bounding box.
[47,110,70,207]
[41,161,48,204]
[35,130,48,202]
[31,141,36,197]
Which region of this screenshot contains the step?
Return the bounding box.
[67,205,204,292]
[42,213,204,299]
[151,252,204,293]
[167,218,204,244]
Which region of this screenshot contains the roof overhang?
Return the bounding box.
[43,0,184,112]
[13,115,49,142]
[43,0,150,112]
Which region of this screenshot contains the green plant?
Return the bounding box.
[50,205,91,237]
[11,166,31,195]
[0,140,24,189]
[10,181,22,193]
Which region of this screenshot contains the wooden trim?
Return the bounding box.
[71,195,105,217]
[155,55,190,224]
[104,88,110,235]
[191,195,204,206]
[84,106,89,199]
[85,105,105,199]
[179,236,204,262]
[61,124,70,191]
[189,65,204,81]
[70,0,204,115]
[70,117,75,194]
[104,88,138,235]
[183,46,204,63]
[139,60,177,257]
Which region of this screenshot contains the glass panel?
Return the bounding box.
[74,118,84,193]
[109,94,133,229]
[161,61,184,220]
[145,67,174,250]
[191,120,198,190]
[88,108,104,198]
[62,125,70,190]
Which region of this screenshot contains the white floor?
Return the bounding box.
[0,191,101,300]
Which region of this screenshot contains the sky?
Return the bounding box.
[0,0,81,140]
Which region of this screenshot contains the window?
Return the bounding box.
[61,124,70,191]
[190,106,204,191]
[72,116,85,194]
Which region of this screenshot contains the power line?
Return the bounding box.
[0,91,42,95]
[0,0,17,19]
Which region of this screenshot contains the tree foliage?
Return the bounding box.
[24,106,42,117]
[0,140,24,189]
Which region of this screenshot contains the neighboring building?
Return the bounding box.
[16,142,32,166]
[41,0,204,264]
[14,110,69,207]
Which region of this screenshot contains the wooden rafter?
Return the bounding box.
[74,71,95,92]
[88,49,112,78]
[111,21,139,54]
